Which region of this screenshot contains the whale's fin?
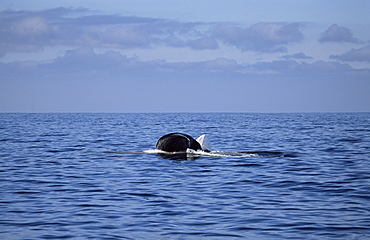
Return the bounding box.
[196,134,211,152]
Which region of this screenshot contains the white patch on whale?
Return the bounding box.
[196,134,211,151]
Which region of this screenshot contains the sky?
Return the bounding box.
[0,0,369,113]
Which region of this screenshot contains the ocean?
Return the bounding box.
[0,113,369,239]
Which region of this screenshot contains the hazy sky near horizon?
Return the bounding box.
[1,0,369,112]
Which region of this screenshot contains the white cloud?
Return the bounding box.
[186,37,219,50]
[1,46,366,79]
[0,8,182,54]
[213,22,304,52]
[0,8,308,57]
[330,45,370,63]
[281,52,313,60]
[319,24,361,43]
[250,60,355,76]
[1,9,369,83]
[14,17,51,35]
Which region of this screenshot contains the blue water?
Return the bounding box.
[1,113,370,239]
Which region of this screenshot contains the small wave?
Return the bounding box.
[186,149,260,158]
[102,151,144,154]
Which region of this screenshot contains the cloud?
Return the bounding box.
[281,52,313,60]
[67,48,353,75]
[0,46,244,79]
[329,45,370,63]
[213,22,304,52]
[0,8,308,56]
[2,46,366,81]
[51,46,136,71]
[0,14,55,55]
[319,24,361,43]
[186,37,219,50]
[162,36,186,48]
[250,59,356,76]
[0,8,196,55]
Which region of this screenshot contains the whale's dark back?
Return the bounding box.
[156,133,202,152]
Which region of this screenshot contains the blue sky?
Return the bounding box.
[1,0,369,112]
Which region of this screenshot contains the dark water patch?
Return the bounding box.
[14,190,43,195]
[118,192,159,198]
[338,137,363,143]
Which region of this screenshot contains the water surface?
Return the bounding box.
[1,113,369,239]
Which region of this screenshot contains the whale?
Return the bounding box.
[156,133,210,152]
